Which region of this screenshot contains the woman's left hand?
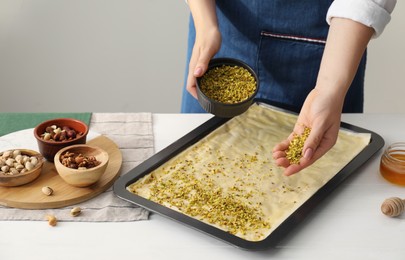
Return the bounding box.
[272,88,343,176]
[273,17,374,176]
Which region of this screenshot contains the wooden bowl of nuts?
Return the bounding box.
[196,58,259,118]
[34,118,89,162]
[0,149,44,187]
[54,144,109,187]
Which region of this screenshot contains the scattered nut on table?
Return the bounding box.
[46,215,57,226]
[70,207,82,217]
[41,186,53,196]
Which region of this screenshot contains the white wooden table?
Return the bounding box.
[1,113,405,260]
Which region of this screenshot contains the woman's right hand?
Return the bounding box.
[186,0,221,99]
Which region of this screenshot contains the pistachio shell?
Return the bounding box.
[22,156,30,164]
[15,164,25,170]
[70,207,82,217]
[15,154,23,164]
[25,162,34,171]
[30,157,38,166]
[2,150,12,159]
[5,158,15,167]
[12,150,21,157]
[10,168,19,175]
[41,186,53,196]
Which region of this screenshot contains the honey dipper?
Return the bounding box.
[381,197,405,217]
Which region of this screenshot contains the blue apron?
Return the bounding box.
[181,0,366,113]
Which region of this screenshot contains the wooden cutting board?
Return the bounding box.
[0,135,122,209]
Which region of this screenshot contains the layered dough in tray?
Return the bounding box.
[128,103,370,241]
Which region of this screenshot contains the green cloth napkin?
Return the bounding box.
[0,113,92,137]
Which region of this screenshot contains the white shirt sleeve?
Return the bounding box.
[326,0,397,38]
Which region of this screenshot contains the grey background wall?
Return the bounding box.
[0,0,403,113]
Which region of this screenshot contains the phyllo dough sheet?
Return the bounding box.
[128,103,370,241]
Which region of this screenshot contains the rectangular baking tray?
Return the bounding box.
[113,100,384,250]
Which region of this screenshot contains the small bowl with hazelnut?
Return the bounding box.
[0,149,44,187]
[54,144,109,187]
[34,118,89,162]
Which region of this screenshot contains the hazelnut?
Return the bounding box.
[66,130,76,139]
[46,215,57,226]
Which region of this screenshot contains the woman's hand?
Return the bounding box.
[272,88,343,176]
[273,17,374,176]
[186,27,221,98]
[187,0,221,98]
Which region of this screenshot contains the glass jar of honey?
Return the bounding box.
[380,142,405,186]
